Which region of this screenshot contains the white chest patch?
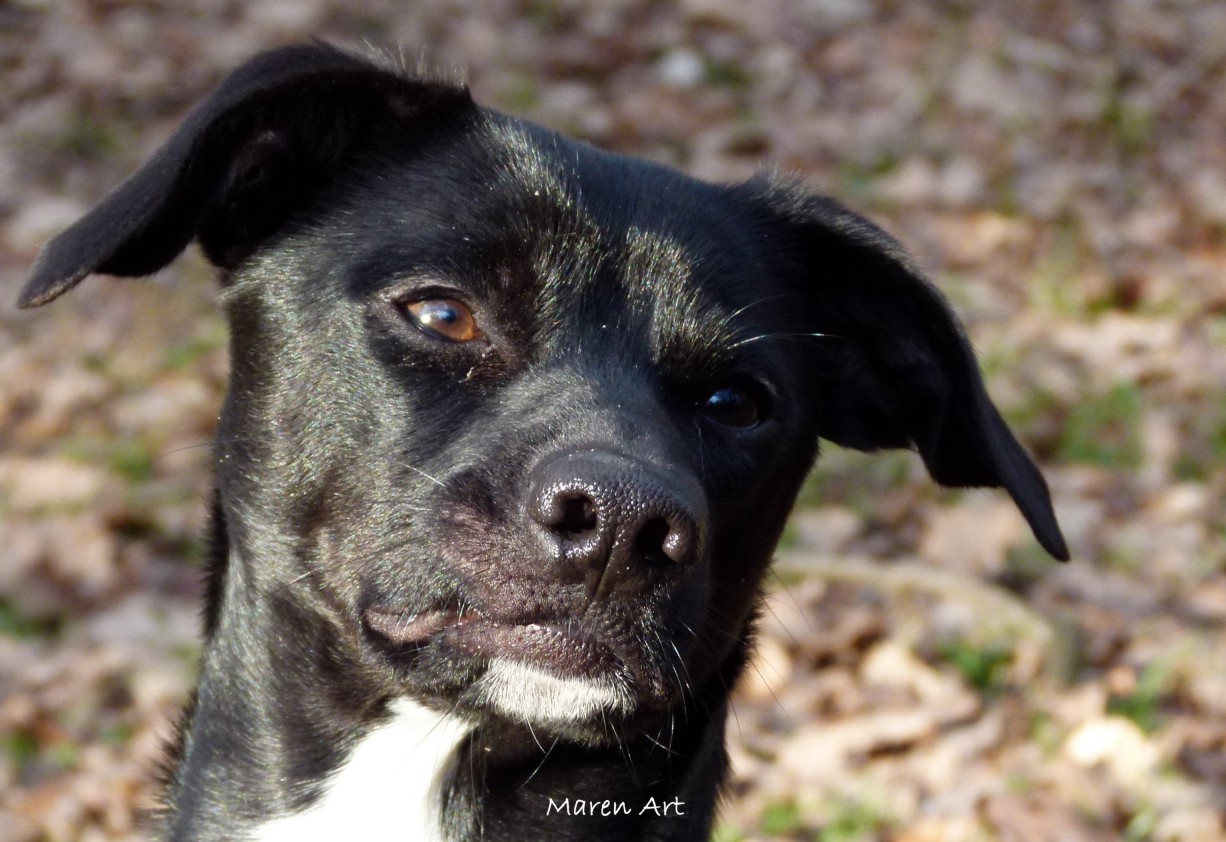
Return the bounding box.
[251,699,473,842]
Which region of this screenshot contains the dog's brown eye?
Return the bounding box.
[701,387,761,428]
[404,298,482,342]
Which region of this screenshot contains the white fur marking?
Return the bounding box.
[476,658,634,724]
[251,699,473,842]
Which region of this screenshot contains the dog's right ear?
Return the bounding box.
[17,42,472,309]
[751,181,1069,561]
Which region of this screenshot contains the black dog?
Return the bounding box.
[17,43,1067,842]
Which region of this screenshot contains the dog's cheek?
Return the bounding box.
[703,475,808,630]
[637,573,715,701]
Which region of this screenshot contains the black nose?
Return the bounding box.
[529,451,705,580]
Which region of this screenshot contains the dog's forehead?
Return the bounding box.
[488,122,750,364]
[330,114,765,368]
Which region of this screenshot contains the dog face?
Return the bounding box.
[211,116,831,740]
[18,45,1066,747]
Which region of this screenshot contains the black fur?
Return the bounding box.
[18,42,1068,842]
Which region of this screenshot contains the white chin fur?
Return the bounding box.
[475,657,635,724]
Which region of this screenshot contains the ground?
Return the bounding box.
[0,1,1224,840]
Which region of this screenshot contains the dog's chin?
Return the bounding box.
[364,606,655,735]
[471,658,636,728]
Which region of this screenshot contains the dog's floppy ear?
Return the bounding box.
[17,42,471,308]
[757,184,1068,560]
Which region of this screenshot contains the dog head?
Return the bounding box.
[18,44,1066,744]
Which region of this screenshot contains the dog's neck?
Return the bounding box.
[251,698,474,842]
[163,546,383,839]
[160,511,738,842]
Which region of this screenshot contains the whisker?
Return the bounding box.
[666,634,694,692]
[641,730,677,755]
[258,531,423,604]
[763,572,814,646]
[160,432,285,459]
[518,736,560,790]
[724,294,794,323]
[684,608,795,727]
[524,718,545,753]
[402,463,449,488]
[693,419,706,481]
[614,721,639,785]
[741,648,794,728]
[417,695,470,748]
[158,441,216,458]
[728,331,843,350]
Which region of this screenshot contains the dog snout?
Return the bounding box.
[529,451,705,576]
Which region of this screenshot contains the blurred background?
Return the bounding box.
[1,1,1223,840]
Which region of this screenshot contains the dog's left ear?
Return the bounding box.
[756,184,1068,560]
[17,42,472,309]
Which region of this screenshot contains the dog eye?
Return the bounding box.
[701,387,761,428]
[403,298,483,342]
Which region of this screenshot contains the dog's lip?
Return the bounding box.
[447,620,623,679]
[363,606,622,679]
[362,606,478,647]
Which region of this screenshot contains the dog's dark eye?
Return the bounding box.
[701,387,761,428]
[403,298,483,343]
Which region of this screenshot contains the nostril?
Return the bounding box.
[662,521,698,565]
[634,515,699,567]
[634,517,672,566]
[557,493,598,538]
